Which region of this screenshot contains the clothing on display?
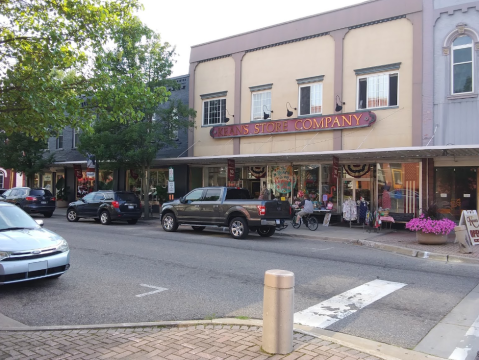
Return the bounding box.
[382,184,391,209]
[342,198,357,221]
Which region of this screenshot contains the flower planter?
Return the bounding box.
[56,200,69,208]
[416,231,448,245]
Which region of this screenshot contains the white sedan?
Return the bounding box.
[0,202,70,285]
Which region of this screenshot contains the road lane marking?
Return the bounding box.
[136,284,168,298]
[448,314,479,360]
[309,247,333,252]
[294,279,407,328]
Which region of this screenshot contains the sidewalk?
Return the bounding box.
[0,319,443,360]
[275,224,479,264]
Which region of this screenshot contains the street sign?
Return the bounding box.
[167,181,175,194]
[168,167,174,182]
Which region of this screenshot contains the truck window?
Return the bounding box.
[225,188,250,200]
[204,189,221,201]
[185,189,204,202]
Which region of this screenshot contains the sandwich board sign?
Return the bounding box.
[459,210,479,246]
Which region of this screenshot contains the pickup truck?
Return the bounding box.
[160,187,291,239]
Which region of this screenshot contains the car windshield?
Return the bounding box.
[0,206,39,231]
[30,189,53,196]
[116,193,137,202]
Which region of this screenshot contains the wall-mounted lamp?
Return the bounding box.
[335,95,345,112]
[224,109,234,123]
[286,102,296,117]
[263,105,273,120]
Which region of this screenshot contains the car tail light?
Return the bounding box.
[112,201,120,209]
[257,205,266,216]
[51,197,56,201]
[25,196,37,201]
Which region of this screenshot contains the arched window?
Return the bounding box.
[0,172,4,189]
[452,35,473,94]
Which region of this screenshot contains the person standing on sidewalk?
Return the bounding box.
[296,195,314,223]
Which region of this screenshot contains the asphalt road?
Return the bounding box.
[1,213,478,350]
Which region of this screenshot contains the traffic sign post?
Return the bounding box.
[167,181,175,194]
[168,167,174,182]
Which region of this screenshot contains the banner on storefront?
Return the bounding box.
[210,111,376,139]
[227,159,235,181]
[73,164,83,179]
[344,164,370,178]
[331,156,339,184]
[459,210,479,246]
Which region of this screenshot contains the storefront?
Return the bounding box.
[434,166,478,221]
[158,146,479,223]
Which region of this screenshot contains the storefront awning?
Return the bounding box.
[152,144,479,166]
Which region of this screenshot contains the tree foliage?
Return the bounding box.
[77,20,195,217]
[0,0,142,137]
[0,132,55,186]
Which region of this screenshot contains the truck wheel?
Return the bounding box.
[162,213,178,232]
[229,217,249,239]
[192,226,205,232]
[257,226,276,237]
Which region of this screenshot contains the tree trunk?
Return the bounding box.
[141,165,149,219]
[144,165,151,218]
[27,174,34,187]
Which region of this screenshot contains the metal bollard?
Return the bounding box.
[262,269,295,355]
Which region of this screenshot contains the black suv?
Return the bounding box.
[0,187,56,217]
[66,190,142,225]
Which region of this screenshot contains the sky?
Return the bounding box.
[138,0,366,77]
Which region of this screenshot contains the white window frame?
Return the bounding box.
[73,128,79,148]
[451,35,474,95]
[298,82,323,116]
[251,90,272,121]
[171,108,179,140]
[56,135,63,149]
[356,71,399,110]
[202,97,226,126]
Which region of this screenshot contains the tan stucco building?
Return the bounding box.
[157,0,478,225]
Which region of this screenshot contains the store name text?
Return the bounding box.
[210,111,376,139]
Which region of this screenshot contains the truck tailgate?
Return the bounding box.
[264,200,291,218]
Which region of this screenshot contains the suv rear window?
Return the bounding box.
[30,189,53,196]
[225,189,250,200]
[115,193,137,202]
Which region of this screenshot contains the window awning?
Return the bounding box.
[152,144,479,166]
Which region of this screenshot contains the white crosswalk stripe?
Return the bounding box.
[294,279,407,328]
[448,314,479,360]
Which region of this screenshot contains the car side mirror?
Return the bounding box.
[35,219,44,227]
[179,197,185,204]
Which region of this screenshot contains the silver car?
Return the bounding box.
[0,202,70,285]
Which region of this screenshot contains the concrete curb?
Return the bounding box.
[279,232,479,265]
[0,318,440,360]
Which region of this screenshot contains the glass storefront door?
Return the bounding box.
[342,179,371,203]
[435,167,477,221]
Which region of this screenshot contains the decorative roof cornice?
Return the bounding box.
[349,15,406,30]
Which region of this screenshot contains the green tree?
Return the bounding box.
[79,20,195,218]
[79,100,195,218]
[0,132,55,186]
[0,0,142,138]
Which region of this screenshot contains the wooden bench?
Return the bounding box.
[389,212,414,224]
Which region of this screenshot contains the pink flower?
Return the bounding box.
[406,215,456,235]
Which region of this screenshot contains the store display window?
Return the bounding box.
[377,163,420,216]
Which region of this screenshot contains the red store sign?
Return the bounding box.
[210,111,376,139]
